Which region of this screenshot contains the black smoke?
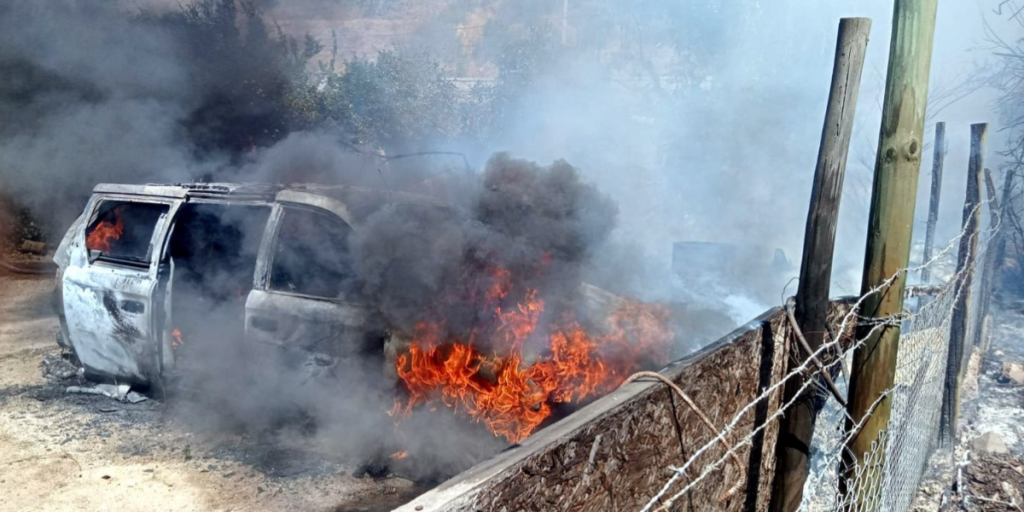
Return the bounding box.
[353,153,618,342]
[0,0,318,236]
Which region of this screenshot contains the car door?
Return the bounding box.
[246,196,376,368]
[62,195,179,383]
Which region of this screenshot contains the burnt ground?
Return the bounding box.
[0,269,424,512]
[911,304,1024,511]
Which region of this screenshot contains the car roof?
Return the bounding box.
[91,182,456,223]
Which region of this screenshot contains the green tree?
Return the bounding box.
[334,51,462,151]
[148,0,325,157]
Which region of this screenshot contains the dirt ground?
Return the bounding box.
[0,269,421,512]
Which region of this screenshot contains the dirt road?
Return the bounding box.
[0,271,418,512]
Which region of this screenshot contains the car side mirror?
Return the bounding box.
[88,249,102,263]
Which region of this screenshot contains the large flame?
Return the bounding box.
[391,266,672,443]
[86,206,125,253]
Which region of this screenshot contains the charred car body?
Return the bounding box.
[53,182,448,389]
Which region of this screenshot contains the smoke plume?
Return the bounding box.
[0,0,1007,487]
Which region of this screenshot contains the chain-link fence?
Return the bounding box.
[639,198,1001,512]
[806,200,999,512]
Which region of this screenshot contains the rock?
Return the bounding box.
[19,240,46,255]
[999,362,1024,385]
[972,432,1009,455]
[40,355,79,381]
[1002,481,1023,506]
[354,460,390,480]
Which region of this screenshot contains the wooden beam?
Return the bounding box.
[921,122,946,284]
[938,123,987,445]
[840,1,938,509]
[769,17,871,512]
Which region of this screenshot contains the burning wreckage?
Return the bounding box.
[52,170,673,446]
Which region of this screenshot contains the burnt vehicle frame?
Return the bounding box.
[53,182,449,390]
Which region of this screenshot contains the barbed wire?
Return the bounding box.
[637,197,1002,511]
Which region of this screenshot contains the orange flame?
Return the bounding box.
[391,267,672,443]
[389,450,408,460]
[171,328,184,349]
[86,207,125,253]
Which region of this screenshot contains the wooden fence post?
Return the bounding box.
[991,167,1015,307]
[978,168,1001,350]
[984,168,1000,216]
[992,168,1016,295]
[839,1,938,509]
[938,123,987,445]
[769,17,871,512]
[921,122,946,284]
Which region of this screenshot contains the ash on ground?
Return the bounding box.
[911,303,1024,511]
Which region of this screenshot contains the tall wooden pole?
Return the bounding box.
[921,122,946,284]
[769,17,871,512]
[840,1,938,509]
[938,123,987,445]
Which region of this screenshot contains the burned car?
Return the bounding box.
[52,168,678,451]
[52,182,449,389]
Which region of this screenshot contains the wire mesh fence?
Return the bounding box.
[639,198,1001,512]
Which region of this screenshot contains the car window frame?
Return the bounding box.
[83,195,177,273]
[159,197,274,264]
[257,202,361,304]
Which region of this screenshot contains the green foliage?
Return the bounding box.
[133,1,567,158]
[334,52,462,150]
[473,27,558,142]
[144,0,315,155]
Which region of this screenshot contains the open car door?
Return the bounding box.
[62,195,179,384]
[246,193,377,369]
